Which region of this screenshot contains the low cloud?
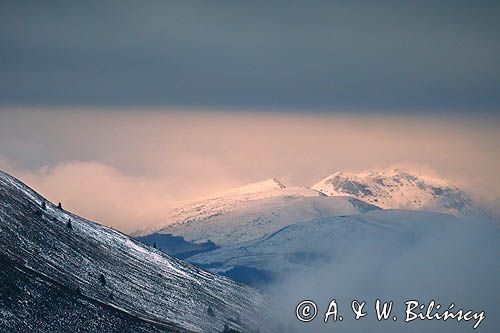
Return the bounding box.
[267,218,499,332]
[0,109,499,231]
[0,159,243,232]
[0,160,171,232]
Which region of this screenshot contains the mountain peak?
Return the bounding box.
[312,168,476,216]
[220,178,286,197]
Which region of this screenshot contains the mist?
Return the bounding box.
[266,217,499,332]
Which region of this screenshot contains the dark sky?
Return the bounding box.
[1,0,499,112]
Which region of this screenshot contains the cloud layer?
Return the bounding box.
[0,109,499,232]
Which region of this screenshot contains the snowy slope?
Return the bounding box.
[188,210,466,275]
[191,210,499,333]
[0,170,269,333]
[136,179,379,245]
[312,169,480,216]
[0,255,174,332]
[136,179,319,235]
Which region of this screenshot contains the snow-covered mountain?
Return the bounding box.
[136,178,318,235]
[136,179,380,245]
[0,170,269,333]
[187,209,468,279]
[312,169,479,216]
[189,210,499,332]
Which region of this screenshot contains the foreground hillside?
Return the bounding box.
[0,254,174,332]
[0,170,268,333]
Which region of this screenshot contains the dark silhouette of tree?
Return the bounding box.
[207,306,215,317]
[99,273,106,286]
[221,324,240,333]
[57,202,62,209]
[66,218,73,229]
[153,242,157,249]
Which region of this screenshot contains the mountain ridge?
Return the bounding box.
[134,177,326,238]
[312,168,480,217]
[187,209,467,277]
[136,168,489,245]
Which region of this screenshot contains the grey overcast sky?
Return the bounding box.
[1,0,499,112]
